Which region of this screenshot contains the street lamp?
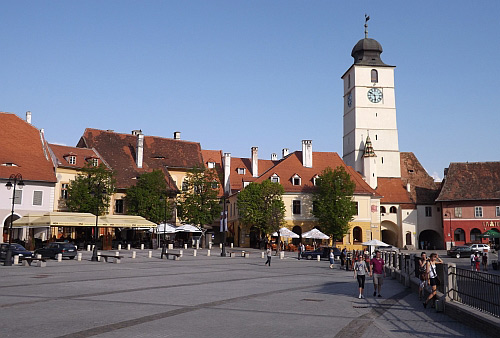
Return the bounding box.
[90,182,107,262]
[4,173,24,266]
[444,211,453,250]
[160,196,168,259]
[220,197,230,257]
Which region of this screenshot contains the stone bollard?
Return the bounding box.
[118,244,122,250]
[92,245,95,251]
[208,243,212,250]
[317,255,320,262]
[140,244,144,250]
[114,257,121,264]
[207,250,211,257]
[77,253,82,261]
[132,251,136,259]
[219,243,222,249]
[87,245,91,251]
[97,251,101,262]
[37,260,46,267]
[13,255,19,265]
[184,244,188,249]
[127,244,131,250]
[148,250,152,258]
[179,250,183,257]
[261,252,265,259]
[115,251,120,257]
[57,253,62,262]
[241,251,245,257]
[196,240,200,249]
[168,244,173,250]
[230,243,234,248]
[280,251,285,259]
[193,249,197,257]
[36,254,42,259]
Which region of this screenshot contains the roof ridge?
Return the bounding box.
[84,128,201,145]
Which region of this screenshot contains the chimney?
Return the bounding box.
[282,148,289,158]
[136,132,144,168]
[131,129,142,136]
[223,153,231,195]
[174,131,181,140]
[26,111,32,124]
[301,140,312,168]
[406,182,411,192]
[251,147,258,177]
[271,153,278,161]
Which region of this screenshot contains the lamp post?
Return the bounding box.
[160,196,168,259]
[220,196,229,257]
[90,182,106,262]
[444,211,453,250]
[4,174,24,266]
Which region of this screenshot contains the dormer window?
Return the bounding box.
[292,174,301,186]
[237,168,246,175]
[208,162,216,169]
[92,158,99,167]
[313,175,320,186]
[243,182,250,188]
[1,163,18,167]
[270,174,280,183]
[69,156,76,165]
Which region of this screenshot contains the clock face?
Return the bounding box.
[367,88,383,103]
[347,92,352,107]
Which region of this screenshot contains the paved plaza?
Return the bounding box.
[0,249,491,338]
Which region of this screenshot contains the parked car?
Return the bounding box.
[469,243,490,252]
[34,242,77,259]
[447,245,474,258]
[0,243,33,261]
[301,246,341,260]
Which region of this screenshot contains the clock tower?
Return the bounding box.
[341,22,401,179]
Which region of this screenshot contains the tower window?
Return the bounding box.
[348,74,351,88]
[381,157,384,164]
[371,69,378,83]
[375,135,378,140]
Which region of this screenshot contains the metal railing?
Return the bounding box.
[449,267,500,318]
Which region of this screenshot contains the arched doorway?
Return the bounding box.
[381,221,398,247]
[292,226,302,245]
[405,232,412,246]
[418,230,443,250]
[470,228,481,243]
[3,214,20,242]
[454,228,465,243]
[353,226,362,243]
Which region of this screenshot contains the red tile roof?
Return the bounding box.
[0,113,56,183]
[253,151,380,196]
[201,149,224,197]
[436,162,500,201]
[377,178,413,204]
[49,144,105,169]
[77,128,203,190]
[230,157,277,192]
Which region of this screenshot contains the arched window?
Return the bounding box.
[470,228,482,242]
[389,206,397,213]
[454,228,465,242]
[405,232,412,246]
[353,226,362,242]
[380,206,386,213]
[371,69,378,83]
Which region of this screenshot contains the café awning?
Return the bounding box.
[12,212,156,228]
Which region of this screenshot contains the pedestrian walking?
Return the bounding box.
[418,252,428,300]
[354,256,369,298]
[474,252,481,271]
[340,247,346,268]
[370,250,385,297]
[265,246,272,266]
[423,253,443,308]
[298,242,304,260]
[470,252,476,271]
[329,249,335,269]
[481,252,488,271]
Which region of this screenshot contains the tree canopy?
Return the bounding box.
[237,180,285,236]
[125,170,173,224]
[66,163,116,216]
[176,166,222,229]
[312,166,357,242]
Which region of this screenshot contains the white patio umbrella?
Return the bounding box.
[176,224,202,233]
[301,228,330,240]
[272,227,299,238]
[156,223,177,233]
[361,239,390,255]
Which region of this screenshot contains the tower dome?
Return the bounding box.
[351,38,387,66]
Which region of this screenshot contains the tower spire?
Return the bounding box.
[363,135,376,157]
[364,14,370,38]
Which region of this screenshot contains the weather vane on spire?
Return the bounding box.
[364,14,370,38]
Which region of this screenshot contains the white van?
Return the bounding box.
[469,243,490,252]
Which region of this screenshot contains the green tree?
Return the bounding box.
[237,180,285,249]
[66,163,116,215]
[125,170,174,224]
[176,166,222,245]
[312,166,357,245]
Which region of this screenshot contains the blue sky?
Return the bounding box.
[1,1,499,180]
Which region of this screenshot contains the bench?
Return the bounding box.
[98,254,124,263]
[20,257,46,267]
[228,251,250,258]
[165,253,181,260]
